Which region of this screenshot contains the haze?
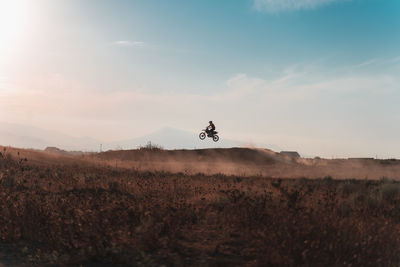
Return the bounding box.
[0,0,399,158]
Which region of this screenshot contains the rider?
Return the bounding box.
[206,121,216,137]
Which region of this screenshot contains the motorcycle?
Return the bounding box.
[199,127,219,142]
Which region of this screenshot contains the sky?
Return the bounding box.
[0,0,399,158]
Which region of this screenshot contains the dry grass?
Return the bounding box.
[0,147,400,265]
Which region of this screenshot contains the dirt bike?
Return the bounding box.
[199,128,219,142]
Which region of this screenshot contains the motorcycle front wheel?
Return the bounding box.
[213,135,219,142]
[199,132,206,140]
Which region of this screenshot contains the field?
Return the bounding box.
[1,146,400,266]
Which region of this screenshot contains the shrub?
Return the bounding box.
[380,182,400,201]
[138,141,163,151]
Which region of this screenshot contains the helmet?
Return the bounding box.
[209,121,213,123]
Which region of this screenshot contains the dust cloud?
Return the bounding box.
[89,148,400,180]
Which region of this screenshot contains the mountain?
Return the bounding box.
[103,126,246,150]
[0,123,280,152]
[104,127,282,151]
[0,122,101,151]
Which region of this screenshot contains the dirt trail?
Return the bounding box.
[2,145,400,180]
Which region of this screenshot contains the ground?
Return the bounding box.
[0,146,399,266]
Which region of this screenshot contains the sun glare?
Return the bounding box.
[0,0,29,54]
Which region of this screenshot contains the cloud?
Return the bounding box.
[253,0,344,13]
[1,61,399,157]
[112,40,146,47]
[0,75,14,93]
[0,76,6,88]
[2,64,397,126]
[350,59,378,69]
[387,56,400,64]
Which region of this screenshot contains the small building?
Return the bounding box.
[280,151,300,158]
[44,147,65,154]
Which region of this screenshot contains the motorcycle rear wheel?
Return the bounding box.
[213,135,219,142]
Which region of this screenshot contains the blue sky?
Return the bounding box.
[0,0,399,157]
[57,0,399,91]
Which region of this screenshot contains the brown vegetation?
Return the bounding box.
[0,146,400,265]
